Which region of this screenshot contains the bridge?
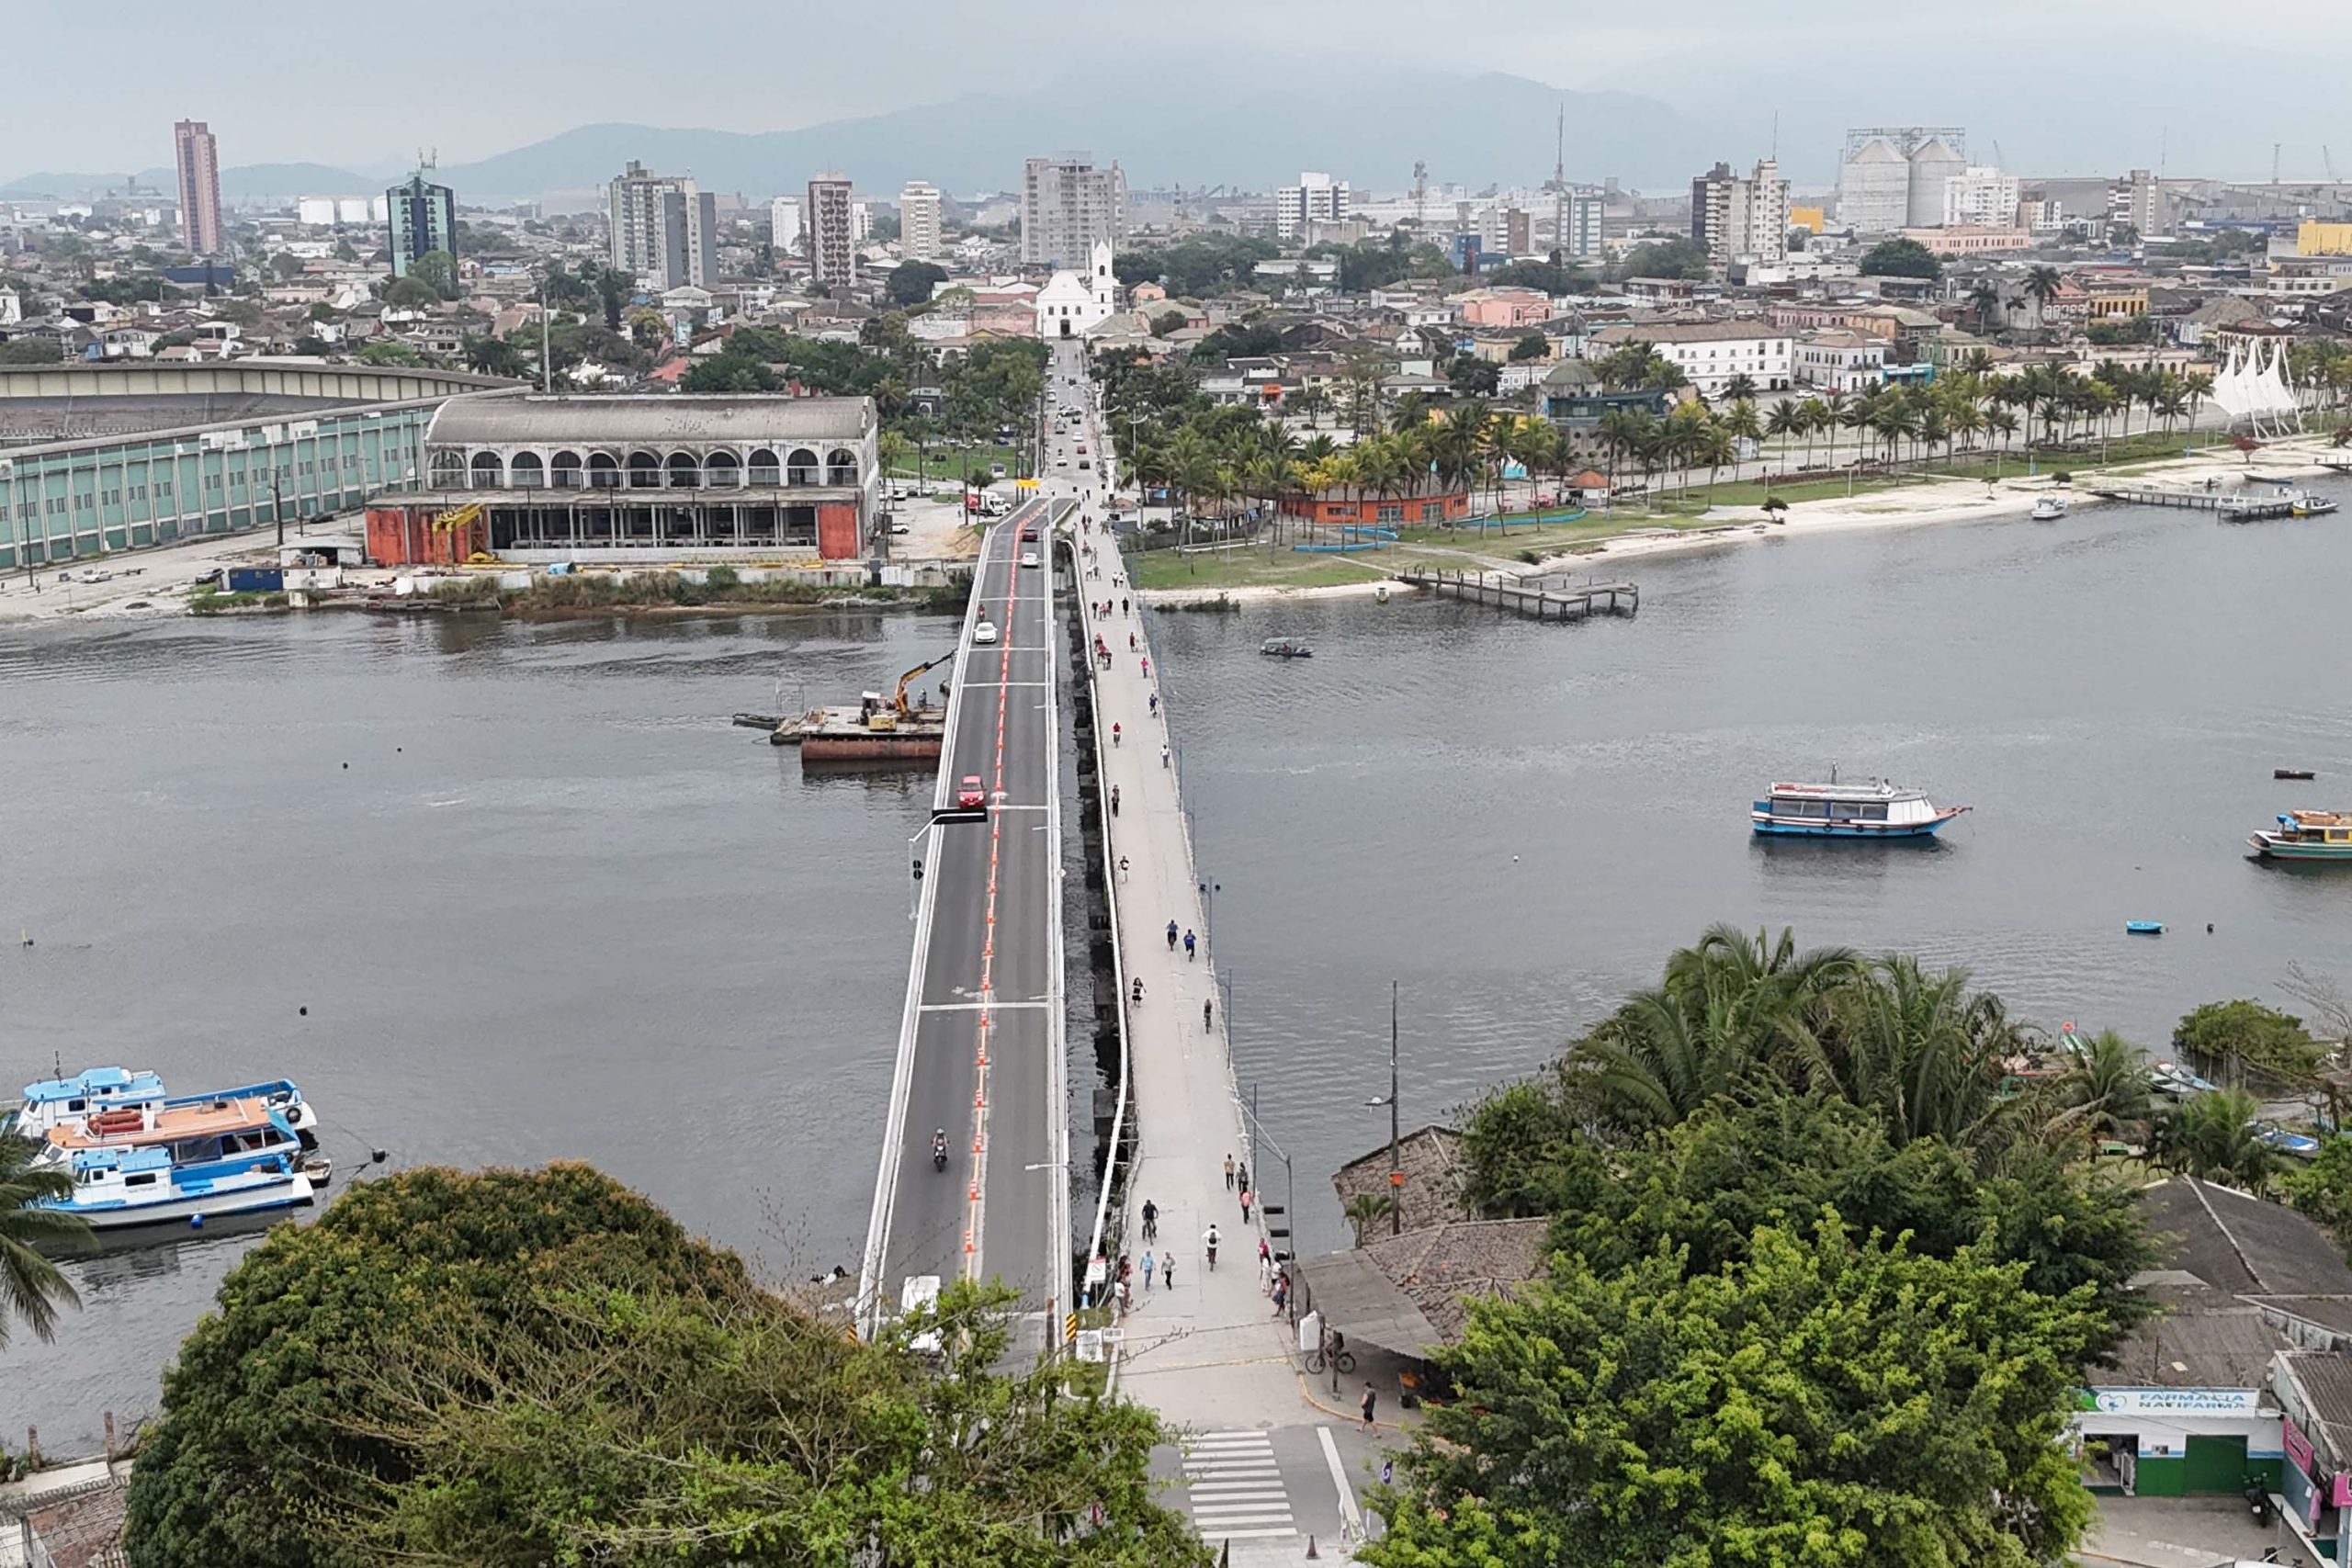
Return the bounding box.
[858,494,1070,1359]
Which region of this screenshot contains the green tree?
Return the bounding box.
[1342,1193,1396,1247]
[2284,1138,2352,1258]
[1446,353,1501,397]
[1611,236,1710,281]
[0,1136,92,1346]
[1860,237,1944,280]
[2055,1028,2154,1141]
[126,1165,1199,1568]
[0,338,64,364]
[356,340,422,367]
[680,353,781,393]
[1363,1222,2104,1568]
[461,335,522,378]
[380,275,438,310]
[406,247,459,300]
[885,259,949,308]
[1149,308,1188,338]
[1508,330,1550,362]
[2173,998,2324,1089]
[267,251,305,281]
[2153,1088,2276,1188]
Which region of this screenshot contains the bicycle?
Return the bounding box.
[1306,1345,1357,1375]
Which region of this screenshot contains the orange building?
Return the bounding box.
[1281,490,1470,526]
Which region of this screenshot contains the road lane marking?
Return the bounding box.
[1317,1425,1364,1539]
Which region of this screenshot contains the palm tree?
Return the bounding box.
[1764,400,1804,476]
[2055,1029,2154,1143]
[2024,265,2064,323]
[1723,373,1758,404]
[1966,281,2004,335]
[2154,1089,2276,1189]
[1693,423,1736,502]
[1343,1193,1396,1247]
[1,1138,90,1346]
[1789,954,2022,1151]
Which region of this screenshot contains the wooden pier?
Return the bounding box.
[2091,485,2224,511]
[1396,568,1638,622]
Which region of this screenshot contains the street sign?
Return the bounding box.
[1064,1313,1079,1342]
[1075,1329,1105,1362]
[1014,478,1041,491]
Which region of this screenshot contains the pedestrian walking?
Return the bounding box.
[1122,597,1130,615]
[1240,1186,1252,1223]
[1141,656,1150,679]
[1271,1272,1289,1314]
[1118,1278,1132,1315]
[1361,1382,1379,1431]
[1128,631,1136,651]
[1142,1250,1156,1289]
[1117,854,1129,882]
[1204,996,1215,1032]
[1161,1253,1174,1290]
[1237,1162,1250,1194]
[1159,744,1170,769]
[1259,1235,1271,1269]
[1110,784,1120,818]
[1141,1198,1159,1241]
[1225,1155,1236,1190]
[1149,692,1159,716]
[1183,929,1196,961]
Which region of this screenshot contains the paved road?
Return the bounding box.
[865,494,1065,1342]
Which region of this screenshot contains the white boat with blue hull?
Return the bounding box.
[1751,779,1969,840]
[36,1100,318,1231]
[11,1067,319,1148]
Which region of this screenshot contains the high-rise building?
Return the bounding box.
[1941,166,2022,229]
[2110,168,2163,236]
[769,196,802,254]
[899,181,944,263]
[851,201,873,244]
[1553,190,1604,260]
[386,171,457,279]
[1275,172,1351,242]
[174,119,223,255]
[1690,158,1791,268]
[607,161,716,289]
[807,175,856,288]
[1021,153,1126,268]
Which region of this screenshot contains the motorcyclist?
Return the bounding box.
[1131,976,1145,1006]
[1183,929,1196,960]
[932,1128,948,1169]
[1166,919,1179,950]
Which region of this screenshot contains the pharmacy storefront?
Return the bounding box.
[2074,1386,2287,1497]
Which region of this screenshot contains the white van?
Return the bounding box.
[899,1273,944,1356]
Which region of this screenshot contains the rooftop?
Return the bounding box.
[427,391,876,448]
[1589,320,1787,345]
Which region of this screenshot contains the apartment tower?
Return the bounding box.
[174,119,223,254]
[1020,153,1126,268]
[807,175,856,288]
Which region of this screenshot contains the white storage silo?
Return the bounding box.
[1906,136,1967,229]
[1839,137,1911,234]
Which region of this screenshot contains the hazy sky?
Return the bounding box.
[9,0,2348,180]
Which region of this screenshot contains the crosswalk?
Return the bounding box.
[1180,1429,1295,1540]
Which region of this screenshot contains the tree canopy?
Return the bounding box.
[125,1164,1197,1568]
[1362,1222,2104,1568]
[405,248,460,300]
[1611,236,1710,282]
[885,259,949,309]
[1112,233,1277,297]
[1860,237,1944,280]
[2172,998,2323,1089]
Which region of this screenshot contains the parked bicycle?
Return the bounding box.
[1306,1344,1357,1375]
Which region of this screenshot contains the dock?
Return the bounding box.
[2091,484,2313,521]
[1395,567,1638,621]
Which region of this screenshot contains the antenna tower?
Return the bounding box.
[1412,160,1428,232]
[1552,107,1566,260]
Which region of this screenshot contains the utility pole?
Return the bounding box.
[1552,106,1566,265]
[1389,980,1402,1235]
[271,468,286,549]
[538,269,552,393]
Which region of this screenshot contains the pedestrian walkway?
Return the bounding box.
[1178,1431,1295,1540]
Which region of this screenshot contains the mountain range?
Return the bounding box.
[5,72,1720,207]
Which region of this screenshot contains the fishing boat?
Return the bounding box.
[2293,495,2339,517]
[2126,920,2165,935]
[33,1099,319,1231]
[2149,1060,2219,1097]
[7,1066,167,1140]
[2030,496,2069,521]
[1749,778,1968,839]
[10,1068,320,1147]
[1259,637,1314,659]
[2255,1122,2324,1159]
[2249,808,2352,862]
[2276,769,2318,781]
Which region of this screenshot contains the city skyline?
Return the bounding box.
[8,0,2352,186]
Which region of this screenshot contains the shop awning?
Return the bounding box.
[1294,1249,1447,1360]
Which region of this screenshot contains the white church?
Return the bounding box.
[1034,241,1117,340]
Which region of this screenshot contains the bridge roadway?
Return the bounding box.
[860,494,1069,1355]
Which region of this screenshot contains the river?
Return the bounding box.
[6,491,2352,1448]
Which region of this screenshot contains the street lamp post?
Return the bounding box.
[1365,980,1403,1235]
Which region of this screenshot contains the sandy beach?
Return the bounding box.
[1140,436,2348,606]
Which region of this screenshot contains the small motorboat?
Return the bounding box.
[2125,920,2165,935]
[2293,495,2339,517]
[2149,1060,2219,1097]
[1258,637,1313,659]
[2255,1122,2323,1159]
[2276,768,2317,781]
[2030,496,2068,522]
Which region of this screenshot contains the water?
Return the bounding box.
[1153,491,2352,1254]
[0,610,954,1448]
[7,495,2352,1446]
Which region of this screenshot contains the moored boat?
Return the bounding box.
[2148,1060,2218,1097]
[2256,1122,2323,1159]
[2030,496,2068,521]
[11,1068,319,1147]
[2293,495,2339,517]
[2126,920,2165,935]
[1749,779,1968,839]
[33,1100,318,1231]
[2250,808,2352,861]
[1259,637,1313,659]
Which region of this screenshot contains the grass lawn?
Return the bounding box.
[888,444,1027,485]
[1130,546,1388,592]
